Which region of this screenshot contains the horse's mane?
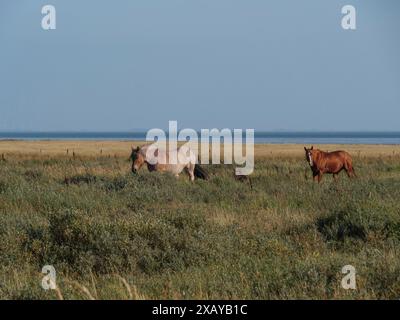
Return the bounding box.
[139,143,193,154]
[135,144,157,157]
[312,149,324,162]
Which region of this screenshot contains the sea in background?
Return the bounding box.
[1,131,400,145]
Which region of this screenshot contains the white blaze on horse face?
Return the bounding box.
[308,151,313,166]
[234,129,254,176]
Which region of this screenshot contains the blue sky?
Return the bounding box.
[0,0,399,131]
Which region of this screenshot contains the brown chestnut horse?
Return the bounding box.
[304,146,356,183]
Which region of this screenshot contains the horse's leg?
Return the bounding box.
[317,172,323,183]
[333,173,338,181]
[313,172,318,182]
[187,163,195,182]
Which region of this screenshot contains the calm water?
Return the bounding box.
[1,132,400,145]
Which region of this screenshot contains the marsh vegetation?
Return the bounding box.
[0,144,399,299]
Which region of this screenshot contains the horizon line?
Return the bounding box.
[1,130,400,133]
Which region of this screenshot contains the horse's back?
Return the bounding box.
[326,150,351,160]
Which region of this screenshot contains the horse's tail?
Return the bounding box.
[194,164,209,180]
[349,163,357,177]
[344,154,357,177]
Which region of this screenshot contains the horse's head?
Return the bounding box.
[304,146,314,167]
[130,146,145,173]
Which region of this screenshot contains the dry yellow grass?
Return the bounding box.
[1,140,400,158]
[0,141,135,157]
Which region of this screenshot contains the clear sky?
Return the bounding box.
[0,0,399,131]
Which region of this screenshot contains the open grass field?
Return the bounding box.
[0,142,400,299]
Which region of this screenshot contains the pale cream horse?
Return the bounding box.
[130,144,208,181]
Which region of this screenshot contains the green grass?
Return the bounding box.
[0,154,400,299]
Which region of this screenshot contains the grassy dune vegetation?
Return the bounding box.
[0,142,400,299]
